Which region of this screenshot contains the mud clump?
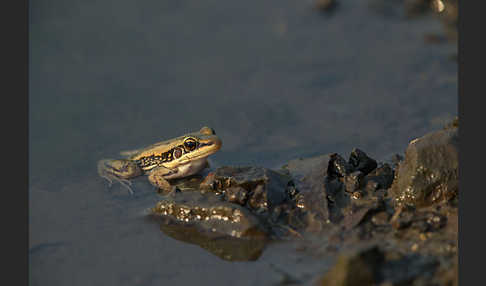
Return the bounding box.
[282,148,391,231]
[199,166,295,213]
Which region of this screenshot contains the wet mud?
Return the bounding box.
[148,119,458,285]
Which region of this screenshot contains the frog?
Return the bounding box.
[97,126,222,194]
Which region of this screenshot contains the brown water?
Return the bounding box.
[29,0,457,285]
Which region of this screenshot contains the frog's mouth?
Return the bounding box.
[199,142,214,147]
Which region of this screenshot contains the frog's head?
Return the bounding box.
[165,126,222,167]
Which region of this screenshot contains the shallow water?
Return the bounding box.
[29,0,457,285]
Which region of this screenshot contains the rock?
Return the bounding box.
[151,191,269,239]
[363,163,395,191]
[340,200,382,231]
[224,186,248,206]
[282,151,387,229]
[390,126,458,207]
[348,148,378,176]
[329,153,353,178]
[283,154,335,231]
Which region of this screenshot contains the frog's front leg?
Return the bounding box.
[147,166,178,193]
[97,159,143,194]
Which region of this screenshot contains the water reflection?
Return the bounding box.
[153,218,268,261]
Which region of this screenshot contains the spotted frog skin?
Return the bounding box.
[98,126,222,194]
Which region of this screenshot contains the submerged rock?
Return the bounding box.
[390,126,458,207]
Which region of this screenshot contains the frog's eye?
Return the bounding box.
[183,138,197,151]
[173,147,183,159]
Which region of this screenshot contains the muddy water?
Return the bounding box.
[29,0,456,285]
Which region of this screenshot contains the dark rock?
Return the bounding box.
[390,127,458,207]
[329,153,353,178]
[151,191,269,239]
[348,148,378,176]
[363,163,395,191]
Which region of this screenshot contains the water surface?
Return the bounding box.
[29,0,457,285]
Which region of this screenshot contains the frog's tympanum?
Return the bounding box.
[98,126,222,194]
